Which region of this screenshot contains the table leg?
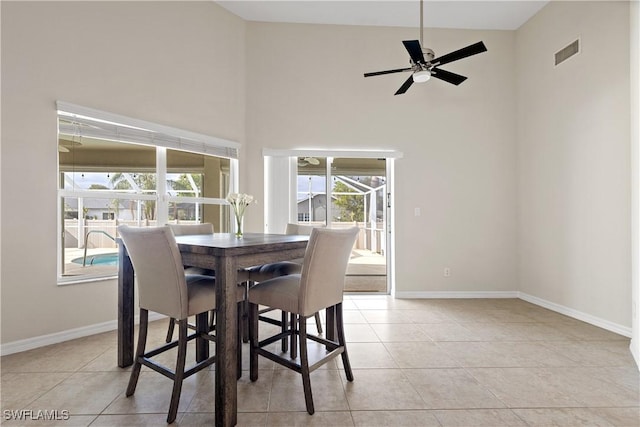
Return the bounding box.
[118,243,135,368]
[215,256,238,427]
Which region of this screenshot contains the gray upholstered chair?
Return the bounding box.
[248,227,358,415]
[165,222,250,342]
[118,225,243,424]
[248,223,319,282]
[165,223,215,342]
[245,223,324,349]
[168,222,215,239]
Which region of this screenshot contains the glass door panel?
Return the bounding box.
[294,156,388,292]
[332,158,387,292]
[296,157,327,228]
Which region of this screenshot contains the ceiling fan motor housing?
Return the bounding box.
[422,48,435,62]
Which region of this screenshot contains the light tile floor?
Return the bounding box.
[1,296,638,426]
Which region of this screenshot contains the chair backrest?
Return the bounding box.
[168,223,214,236]
[298,227,358,316]
[118,225,189,319]
[285,223,324,263]
[285,222,324,235]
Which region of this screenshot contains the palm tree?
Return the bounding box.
[333,181,363,222]
[167,173,202,221]
[109,173,157,220]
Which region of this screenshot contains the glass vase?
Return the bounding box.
[235,213,244,238]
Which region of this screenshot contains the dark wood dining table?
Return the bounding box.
[117,232,309,427]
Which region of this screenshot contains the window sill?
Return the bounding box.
[57,274,117,286]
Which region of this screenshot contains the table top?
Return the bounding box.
[174,232,309,256]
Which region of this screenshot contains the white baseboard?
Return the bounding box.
[395,291,519,299]
[518,292,632,338]
[0,312,166,356]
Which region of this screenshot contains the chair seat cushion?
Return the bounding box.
[249,261,302,282]
[184,267,215,276]
[248,274,302,314]
[186,275,217,317]
[185,274,246,317]
[184,268,250,282]
[236,268,251,283]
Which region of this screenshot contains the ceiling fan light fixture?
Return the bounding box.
[413,70,431,83]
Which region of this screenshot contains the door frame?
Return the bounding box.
[263,148,402,295]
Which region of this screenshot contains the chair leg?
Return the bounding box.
[208,309,216,332]
[242,281,250,343]
[325,305,336,350]
[290,312,297,360]
[314,312,323,334]
[298,316,315,415]
[280,310,288,353]
[165,317,176,343]
[237,301,243,379]
[249,302,259,382]
[126,309,149,397]
[335,303,353,382]
[167,319,188,423]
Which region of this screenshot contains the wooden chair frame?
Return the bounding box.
[248,301,353,415]
[127,304,242,423]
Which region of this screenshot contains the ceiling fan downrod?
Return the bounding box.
[420,0,424,49]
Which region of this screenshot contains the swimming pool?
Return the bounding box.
[72,253,119,266]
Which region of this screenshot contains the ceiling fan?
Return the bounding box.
[58,139,82,153]
[298,157,320,167]
[364,0,487,95]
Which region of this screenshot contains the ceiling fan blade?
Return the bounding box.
[364,67,412,77]
[431,41,487,67]
[394,75,414,95]
[402,40,426,64]
[431,68,468,86]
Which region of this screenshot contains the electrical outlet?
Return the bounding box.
[444,267,451,277]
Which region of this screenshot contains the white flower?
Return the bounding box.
[227,193,256,219]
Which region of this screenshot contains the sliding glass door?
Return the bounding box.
[296,157,388,292]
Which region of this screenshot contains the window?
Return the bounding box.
[57,102,239,283]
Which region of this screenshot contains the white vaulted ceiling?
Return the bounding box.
[215,1,549,31]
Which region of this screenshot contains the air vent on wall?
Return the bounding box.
[555,39,580,66]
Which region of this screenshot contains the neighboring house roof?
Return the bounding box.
[297,194,338,204]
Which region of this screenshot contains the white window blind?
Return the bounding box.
[57,101,239,159]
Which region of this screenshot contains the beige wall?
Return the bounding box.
[516,1,631,326]
[1,1,634,347]
[0,1,245,344]
[245,22,518,294]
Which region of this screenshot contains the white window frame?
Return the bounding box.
[57,102,240,284]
